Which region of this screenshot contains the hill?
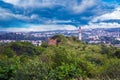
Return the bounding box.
[0,35,120,80]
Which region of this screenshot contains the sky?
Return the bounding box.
[0,0,120,32]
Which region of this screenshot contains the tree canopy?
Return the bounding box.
[0,35,120,80]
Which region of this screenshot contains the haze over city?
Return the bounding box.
[0,0,120,32]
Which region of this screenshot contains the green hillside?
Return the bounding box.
[0,35,120,80]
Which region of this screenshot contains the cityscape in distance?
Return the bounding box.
[0,27,120,47]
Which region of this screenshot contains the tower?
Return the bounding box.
[78,27,82,40]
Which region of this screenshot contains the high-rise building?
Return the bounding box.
[78,27,82,40]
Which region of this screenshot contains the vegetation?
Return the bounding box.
[0,34,120,80]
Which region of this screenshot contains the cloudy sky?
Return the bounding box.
[0,0,120,32]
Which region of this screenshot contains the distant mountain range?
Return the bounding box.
[104,28,120,32]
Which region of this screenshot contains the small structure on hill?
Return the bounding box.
[47,39,57,46]
[47,38,61,46]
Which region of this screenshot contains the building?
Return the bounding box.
[78,27,82,40]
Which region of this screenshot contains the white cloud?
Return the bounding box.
[3,0,20,5]
[1,24,77,32]
[0,7,39,21]
[30,14,39,19]
[52,20,72,23]
[92,7,120,22]
[72,0,97,13]
[2,0,57,8]
[82,22,120,29]
[86,7,120,29]
[2,0,98,13]
[1,22,119,32]
[0,8,11,20]
[44,20,73,24]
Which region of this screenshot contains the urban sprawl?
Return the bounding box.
[0,28,120,47]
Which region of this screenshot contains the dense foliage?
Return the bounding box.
[0,34,120,80]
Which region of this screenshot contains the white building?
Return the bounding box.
[78,27,82,40]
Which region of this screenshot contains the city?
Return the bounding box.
[0,27,120,47]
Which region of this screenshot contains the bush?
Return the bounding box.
[99,58,120,79]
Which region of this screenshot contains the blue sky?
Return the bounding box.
[0,0,120,32]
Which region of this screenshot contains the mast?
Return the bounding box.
[78,27,82,40]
